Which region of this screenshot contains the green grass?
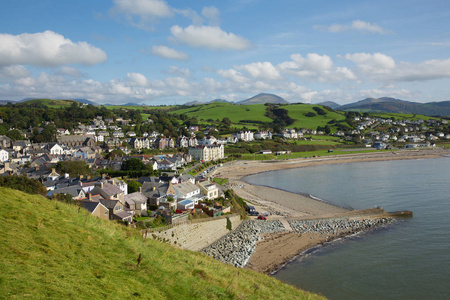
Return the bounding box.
[0,187,322,299]
[284,104,347,129]
[172,102,273,123]
[240,148,389,160]
[369,112,439,121]
[211,178,229,185]
[294,140,341,146]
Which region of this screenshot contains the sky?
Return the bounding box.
[1,0,450,105]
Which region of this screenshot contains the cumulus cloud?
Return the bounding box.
[278,53,356,81]
[55,66,84,77]
[344,52,396,74]
[165,66,191,77]
[0,65,31,79]
[151,45,189,60]
[202,6,220,26]
[393,59,450,82]
[237,62,281,80]
[126,72,149,86]
[170,25,252,50]
[0,31,107,67]
[111,0,172,18]
[314,20,391,34]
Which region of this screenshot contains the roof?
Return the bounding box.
[124,192,147,204]
[47,186,83,197]
[178,199,194,205]
[142,182,168,199]
[172,181,199,196]
[114,210,133,220]
[80,200,107,214]
[99,199,119,209]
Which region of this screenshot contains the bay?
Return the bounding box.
[245,157,450,300]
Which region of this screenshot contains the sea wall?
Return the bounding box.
[288,217,393,236]
[200,220,286,268]
[147,214,242,251]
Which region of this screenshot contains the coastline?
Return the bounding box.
[213,148,450,274]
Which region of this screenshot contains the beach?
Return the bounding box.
[212,148,450,274]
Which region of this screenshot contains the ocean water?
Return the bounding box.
[245,157,450,300]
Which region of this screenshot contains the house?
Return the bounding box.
[0,149,9,162]
[157,158,176,171]
[47,185,86,200]
[99,199,133,223]
[259,150,272,155]
[188,144,224,161]
[80,200,109,220]
[254,131,272,140]
[168,181,201,199]
[231,131,254,142]
[197,180,219,200]
[58,135,95,147]
[142,182,170,206]
[177,199,194,210]
[90,182,125,204]
[124,192,148,216]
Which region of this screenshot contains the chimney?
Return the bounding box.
[87,175,90,180]
[100,182,103,189]
[80,175,84,180]
[152,186,156,191]
[88,193,92,200]
[52,168,56,174]
[139,186,142,193]
[102,173,106,179]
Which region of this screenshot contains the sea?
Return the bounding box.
[244,156,450,300]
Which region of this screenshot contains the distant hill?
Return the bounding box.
[185,99,232,106]
[18,98,98,106]
[339,97,450,117]
[0,187,318,299]
[317,101,341,110]
[237,93,289,105]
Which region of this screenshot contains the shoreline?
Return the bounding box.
[213,148,450,274]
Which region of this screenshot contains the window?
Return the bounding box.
[105,210,108,215]
[115,205,121,211]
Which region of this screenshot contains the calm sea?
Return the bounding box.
[245,157,450,300]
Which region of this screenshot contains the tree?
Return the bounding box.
[122,157,145,171]
[128,180,142,194]
[0,175,47,195]
[6,129,24,141]
[226,217,232,231]
[56,161,94,178]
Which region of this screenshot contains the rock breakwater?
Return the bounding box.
[200,220,285,267]
[288,217,393,236]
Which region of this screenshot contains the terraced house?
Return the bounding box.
[188,144,224,162]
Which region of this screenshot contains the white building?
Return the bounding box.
[188,144,224,162]
[0,149,9,162]
[231,131,254,141]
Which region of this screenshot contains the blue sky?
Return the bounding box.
[1,0,450,105]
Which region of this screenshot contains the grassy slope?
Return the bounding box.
[0,188,323,300]
[284,104,347,129]
[172,103,273,124]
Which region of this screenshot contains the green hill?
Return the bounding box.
[0,187,323,299]
[172,102,348,131]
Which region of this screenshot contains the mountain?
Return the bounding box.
[122,102,142,106]
[18,98,98,106]
[184,98,232,106]
[317,101,341,110]
[339,97,450,116]
[184,100,205,106]
[237,93,289,105]
[0,187,319,299]
[72,98,98,106]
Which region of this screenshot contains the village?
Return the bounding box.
[0,111,449,228]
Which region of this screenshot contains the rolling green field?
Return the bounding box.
[0,187,322,299]
[283,104,347,129]
[369,112,439,121]
[172,102,273,124]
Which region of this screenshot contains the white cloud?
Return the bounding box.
[0,65,31,79]
[393,59,450,82]
[344,52,396,74]
[111,0,172,18]
[202,6,220,26]
[278,53,356,81]
[165,66,191,77]
[237,62,281,80]
[314,20,391,34]
[0,31,107,67]
[151,45,189,60]
[170,25,252,50]
[126,72,149,86]
[55,66,84,77]
[174,8,204,26]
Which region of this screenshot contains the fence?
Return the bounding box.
[142,213,239,234]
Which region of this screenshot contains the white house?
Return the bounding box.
[0,149,9,162]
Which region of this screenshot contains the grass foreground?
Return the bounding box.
[0,187,324,299]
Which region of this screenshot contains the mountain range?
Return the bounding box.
[318,97,450,117]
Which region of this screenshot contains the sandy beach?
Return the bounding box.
[212,148,450,274]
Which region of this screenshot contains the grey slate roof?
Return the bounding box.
[124,192,147,204]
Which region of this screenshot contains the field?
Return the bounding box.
[0,187,322,299]
[283,104,347,129]
[172,102,273,124]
